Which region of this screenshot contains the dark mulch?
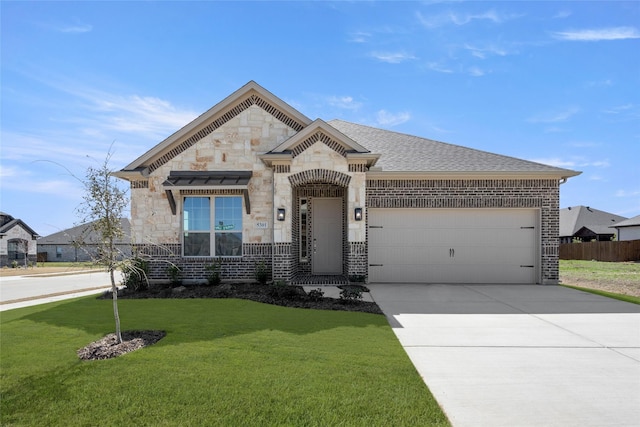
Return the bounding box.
[81,283,382,361]
[77,330,166,361]
[104,282,383,314]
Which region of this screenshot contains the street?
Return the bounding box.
[0,271,122,311]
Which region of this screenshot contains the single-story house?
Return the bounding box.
[38,219,132,262]
[611,215,640,241]
[114,81,580,285]
[559,206,627,243]
[0,212,39,267]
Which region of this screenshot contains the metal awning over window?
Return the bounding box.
[163,171,252,215]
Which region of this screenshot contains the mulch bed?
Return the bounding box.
[77,330,166,361]
[79,283,382,361]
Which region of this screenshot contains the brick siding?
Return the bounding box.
[367,178,561,284]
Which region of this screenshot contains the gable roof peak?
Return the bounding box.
[115,81,312,179]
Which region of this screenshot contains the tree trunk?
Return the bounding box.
[110,268,122,343]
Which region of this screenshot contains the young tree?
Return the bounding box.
[77,151,129,343]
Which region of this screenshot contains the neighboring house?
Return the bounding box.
[114,81,580,285]
[611,215,640,241]
[0,212,39,267]
[38,219,132,262]
[559,206,627,243]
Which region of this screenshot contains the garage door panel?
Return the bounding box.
[368,209,538,284]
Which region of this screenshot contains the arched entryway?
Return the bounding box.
[289,169,350,284]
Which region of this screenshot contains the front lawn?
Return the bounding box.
[559,260,640,299]
[1,297,449,426]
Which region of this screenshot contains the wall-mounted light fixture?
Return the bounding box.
[277,208,286,221]
[354,207,363,221]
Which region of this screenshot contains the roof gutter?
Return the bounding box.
[366,170,582,180]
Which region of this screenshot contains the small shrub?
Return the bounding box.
[206,258,222,286]
[11,260,18,269]
[268,281,302,300]
[339,286,363,302]
[122,257,150,292]
[166,264,182,286]
[306,288,325,301]
[255,261,269,285]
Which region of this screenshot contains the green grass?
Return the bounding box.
[1,297,449,426]
[38,261,102,268]
[560,284,640,305]
[560,260,640,284]
[559,260,640,304]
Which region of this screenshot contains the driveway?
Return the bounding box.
[368,284,640,427]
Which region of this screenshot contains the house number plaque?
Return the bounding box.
[256,222,269,229]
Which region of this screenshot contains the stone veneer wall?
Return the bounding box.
[366,178,561,284]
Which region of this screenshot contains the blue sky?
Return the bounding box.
[2,1,639,236]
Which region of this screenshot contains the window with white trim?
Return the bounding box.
[183,196,243,257]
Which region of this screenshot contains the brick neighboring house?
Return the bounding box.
[0,212,39,267]
[559,206,627,243]
[38,219,131,262]
[114,81,580,285]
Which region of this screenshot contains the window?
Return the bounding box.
[300,198,308,262]
[56,246,63,259]
[7,239,26,260]
[214,197,243,256]
[183,196,242,257]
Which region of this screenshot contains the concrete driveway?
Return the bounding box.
[368,284,640,427]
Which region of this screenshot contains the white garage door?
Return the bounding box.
[368,209,538,284]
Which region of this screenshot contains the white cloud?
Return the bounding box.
[529,157,610,169]
[602,104,634,114]
[58,24,93,33]
[375,110,411,127]
[527,106,580,123]
[327,96,362,111]
[586,79,612,88]
[468,66,486,77]
[553,27,640,41]
[424,61,454,73]
[348,31,371,43]
[553,10,572,19]
[529,158,577,168]
[0,165,21,178]
[370,51,417,64]
[615,189,640,198]
[464,44,509,59]
[567,141,601,148]
[417,9,520,28]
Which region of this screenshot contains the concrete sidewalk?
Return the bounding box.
[368,284,640,427]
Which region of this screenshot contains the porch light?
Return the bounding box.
[354,207,363,221]
[277,208,286,221]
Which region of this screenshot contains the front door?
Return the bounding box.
[312,198,343,274]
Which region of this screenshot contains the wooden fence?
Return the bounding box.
[560,240,640,262]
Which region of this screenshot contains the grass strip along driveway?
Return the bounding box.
[1,296,449,426]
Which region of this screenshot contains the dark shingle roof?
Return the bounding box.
[611,214,640,228]
[38,219,131,245]
[328,119,579,175]
[560,206,626,237]
[0,213,39,237]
